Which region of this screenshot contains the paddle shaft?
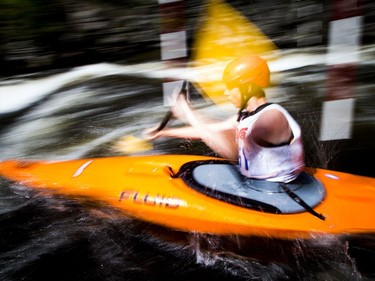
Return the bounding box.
[151,80,188,133]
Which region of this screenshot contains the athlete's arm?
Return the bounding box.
[171,94,238,160]
[145,94,238,160]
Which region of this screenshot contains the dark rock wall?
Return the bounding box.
[0,0,373,76]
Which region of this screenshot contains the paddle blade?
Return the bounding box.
[191,0,277,105]
[114,135,153,154]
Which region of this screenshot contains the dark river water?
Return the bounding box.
[0,48,374,280]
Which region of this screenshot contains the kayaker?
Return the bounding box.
[145,55,304,182]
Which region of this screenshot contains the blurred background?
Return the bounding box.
[0,0,373,74]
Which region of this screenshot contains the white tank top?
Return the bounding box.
[237,104,304,182]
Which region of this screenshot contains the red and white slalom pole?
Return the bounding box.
[320,0,363,141]
[158,0,187,106]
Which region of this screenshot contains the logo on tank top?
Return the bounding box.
[236,127,248,140]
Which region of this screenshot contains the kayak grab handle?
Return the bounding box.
[165,165,178,178]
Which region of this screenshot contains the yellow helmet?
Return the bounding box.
[222,55,270,89]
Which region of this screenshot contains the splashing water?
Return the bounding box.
[0,47,374,280]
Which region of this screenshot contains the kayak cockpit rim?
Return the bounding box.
[173,160,326,218]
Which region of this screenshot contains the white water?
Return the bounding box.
[0,46,374,165]
[0,47,340,116]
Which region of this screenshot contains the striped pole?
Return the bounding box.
[320,0,363,141]
[158,0,187,106]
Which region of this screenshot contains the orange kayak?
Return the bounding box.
[1,154,375,239]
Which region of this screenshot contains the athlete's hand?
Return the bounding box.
[169,89,191,123]
[142,126,163,140]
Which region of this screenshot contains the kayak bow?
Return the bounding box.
[1,154,375,239]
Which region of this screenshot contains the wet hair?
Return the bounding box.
[239,83,265,110]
